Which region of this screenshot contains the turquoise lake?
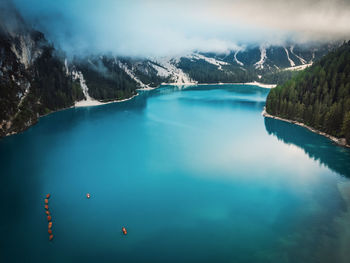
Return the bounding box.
[1,84,350,263]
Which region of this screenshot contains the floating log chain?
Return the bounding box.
[44,194,54,241]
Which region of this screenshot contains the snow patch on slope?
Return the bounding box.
[72,70,102,107]
[116,59,150,89]
[284,47,296,67]
[188,53,228,70]
[234,50,244,66]
[152,57,196,85]
[11,36,41,69]
[290,46,307,64]
[148,62,171,78]
[64,58,69,76]
[254,46,267,69]
[311,52,316,63]
[18,82,30,107]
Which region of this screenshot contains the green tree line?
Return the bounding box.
[266,41,350,143]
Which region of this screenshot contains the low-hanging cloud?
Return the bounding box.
[11,0,350,58]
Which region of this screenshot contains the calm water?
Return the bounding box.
[1,84,350,263]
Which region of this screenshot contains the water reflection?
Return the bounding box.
[1,85,350,263]
[264,117,350,178]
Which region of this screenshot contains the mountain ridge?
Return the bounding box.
[0,2,341,137]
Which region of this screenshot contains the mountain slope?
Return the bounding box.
[0,3,86,136]
[0,1,340,137]
[73,56,138,101]
[0,3,141,136]
[266,41,350,144]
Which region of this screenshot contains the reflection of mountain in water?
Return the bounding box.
[264,117,350,178]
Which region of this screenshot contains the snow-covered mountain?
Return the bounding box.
[0,1,339,137]
[100,43,336,88]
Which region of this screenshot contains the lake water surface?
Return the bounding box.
[1,84,350,263]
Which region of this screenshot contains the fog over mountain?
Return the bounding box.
[10,0,350,57]
[7,0,350,56]
[0,0,348,139]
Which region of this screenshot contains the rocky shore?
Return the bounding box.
[262,107,350,148]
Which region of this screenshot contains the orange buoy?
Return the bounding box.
[48,229,52,235]
[47,215,52,221]
[45,211,50,215]
[86,193,91,199]
[48,222,53,229]
[122,227,127,235]
[44,205,49,210]
[49,235,54,241]
[44,199,49,204]
[46,194,51,199]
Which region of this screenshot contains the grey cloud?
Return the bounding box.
[11,0,350,57]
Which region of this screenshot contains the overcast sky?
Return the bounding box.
[12,0,350,57]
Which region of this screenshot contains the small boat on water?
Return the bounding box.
[47,215,52,221]
[44,205,49,210]
[49,235,54,241]
[46,194,51,199]
[86,193,91,199]
[44,199,49,204]
[122,227,127,235]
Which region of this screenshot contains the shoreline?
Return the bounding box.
[35,81,277,111]
[74,85,158,108]
[74,93,139,107]
[262,107,350,148]
[240,81,277,89]
[165,81,277,89]
[3,92,141,138]
[2,83,275,138]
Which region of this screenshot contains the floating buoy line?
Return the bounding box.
[44,194,54,241]
[44,193,128,241]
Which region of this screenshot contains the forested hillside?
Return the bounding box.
[0,2,140,137]
[0,8,84,136]
[266,41,350,143]
[0,0,340,138]
[178,58,255,83]
[75,57,137,101]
